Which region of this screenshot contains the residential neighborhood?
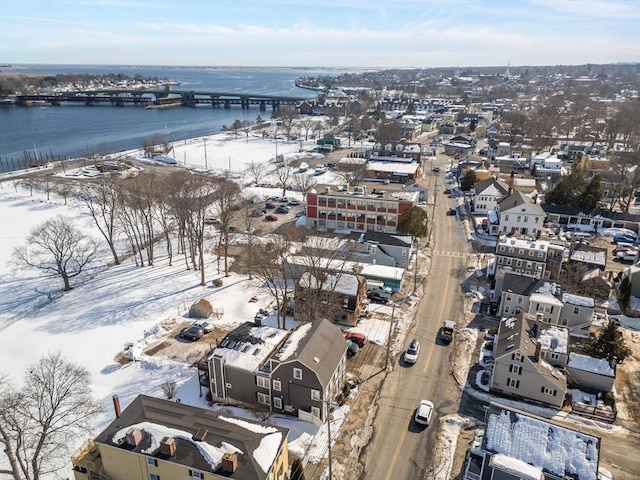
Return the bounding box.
[1,61,640,480]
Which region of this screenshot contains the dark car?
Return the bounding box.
[275,206,290,214]
[443,188,451,195]
[367,292,390,304]
[346,339,359,357]
[447,208,457,216]
[179,326,204,341]
[265,202,276,209]
[264,214,278,222]
[327,162,337,169]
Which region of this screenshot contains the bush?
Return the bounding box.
[603,391,615,407]
[481,371,490,385]
[212,278,223,287]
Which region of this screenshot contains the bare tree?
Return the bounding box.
[77,178,122,265]
[273,106,299,140]
[54,181,74,206]
[35,177,55,201]
[338,158,368,186]
[275,162,292,198]
[13,215,98,291]
[241,119,254,142]
[293,173,317,199]
[246,160,267,186]
[0,353,103,480]
[211,176,242,278]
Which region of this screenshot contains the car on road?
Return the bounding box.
[179,326,204,341]
[193,320,214,333]
[440,320,456,344]
[264,214,278,222]
[275,206,290,214]
[414,399,434,426]
[404,339,420,364]
[443,188,451,195]
[344,332,367,347]
[432,166,440,173]
[447,208,457,216]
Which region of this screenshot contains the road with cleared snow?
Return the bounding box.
[360,155,472,479]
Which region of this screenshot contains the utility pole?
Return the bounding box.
[203,137,208,170]
[327,405,333,480]
[386,302,396,369]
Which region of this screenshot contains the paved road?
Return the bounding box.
[361,158,471,479]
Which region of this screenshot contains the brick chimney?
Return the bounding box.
[534,341,542,362]
[222,452,238,473]
[112,394,121,418]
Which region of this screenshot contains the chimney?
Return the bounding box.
[160,437,176,456]
[534,341,542,362]
[112,394,121,418]
[222,452,238,473]
[126,428,142,447]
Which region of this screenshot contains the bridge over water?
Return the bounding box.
[14,88,311,111]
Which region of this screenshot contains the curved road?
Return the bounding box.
[361,158,471,479]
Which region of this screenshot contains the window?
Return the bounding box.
[506,293,512,301]
[147,457,158,467]
[189,471,204,480]
[549,352,559,360]
[311,389,321,400]
[541,387,557,396]
[273,397,282,409]
[516,260,522,267]
[507,378,520,388]
[560,318,568,326]
[573,307,580,315]
[511,352,523,362]
[293,368,302,380]
[311,406,321,418]
[150,475,160,480]
[505,215,510,221]
[256,376,270,388]
[504,306,510,313]
[509,364,522,375]
[272,380,281,392]
[257,392,271,405]
[518,249,524,255]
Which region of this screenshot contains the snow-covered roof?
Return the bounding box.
[272,323,313,362]
[299,271,360,296]
[483,406,600,480]
[489,453,543,480]
[360,264,404,281]
[366,161,419,174]
[568,352,615,377]
[212,324,289,372]
[529,292,564,307]
[537,326,568,354]
[562,293,594,308]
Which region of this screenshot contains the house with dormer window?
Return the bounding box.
[490,313,567,408]
[472,177,510,215]
[205,320,347,424]
[494,190,546,236]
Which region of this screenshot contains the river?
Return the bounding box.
[0,65,346,172]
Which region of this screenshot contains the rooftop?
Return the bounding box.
[483,404,600,480]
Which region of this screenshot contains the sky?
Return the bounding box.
[0,0,638,68]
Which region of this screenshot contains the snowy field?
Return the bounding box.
[0,132,390,477]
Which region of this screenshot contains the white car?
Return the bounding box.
[415,399,434,426]
[404,339,420,364]
[192,320,214,333]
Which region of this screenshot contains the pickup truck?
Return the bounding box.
[440,320,456,344]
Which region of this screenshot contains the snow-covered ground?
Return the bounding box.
[0,131,381,476]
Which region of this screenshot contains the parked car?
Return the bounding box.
[193,320,214,334]
[265,202,276,209]
[404,339,420,364]
[264,214,278,222]
[614,235,637,244]
[204,217,221,225]
[279,197,289,203]
[443,189,451,195]
[414,399,434,426]
[288,199,301,206]
[440,320,455,344]
[275,206,290,214]
[179,326,204,341]
[367,292,390,304]
[615,250,638,262]
[346,339,359,357]
[344,332,367,347]
[327,162,337,169]
[447,208,457,216]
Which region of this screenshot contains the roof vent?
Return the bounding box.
[222,452,238,473]
[160,436,176,456]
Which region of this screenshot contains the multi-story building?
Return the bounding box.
[71,394,289,480]
[305,185,419,233]
[472,177,510,215]
[494,190,546,236]
[494,236,565,283]
[204,319,347,424]
[463,403,601,480]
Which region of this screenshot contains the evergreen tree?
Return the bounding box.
[396,206,428,237]
[618,276,632,312]
[583,320,631,364]
[460,169,477,191]
[580,174,603,209]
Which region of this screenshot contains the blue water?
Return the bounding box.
[0,65,344,172]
